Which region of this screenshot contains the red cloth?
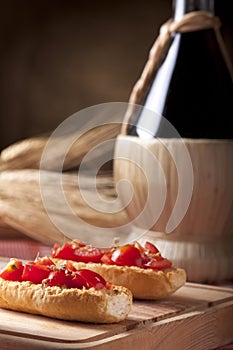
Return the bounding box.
[0,238,51,260]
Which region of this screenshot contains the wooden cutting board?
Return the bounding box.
[0,259,233,350]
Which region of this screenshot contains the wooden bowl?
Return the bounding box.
[114,135,233,282]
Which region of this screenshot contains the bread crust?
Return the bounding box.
[54,260,186,299]
[0,277,132,323]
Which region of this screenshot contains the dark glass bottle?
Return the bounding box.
[127,0,233,139]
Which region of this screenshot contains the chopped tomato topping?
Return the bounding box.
[100,251,115,265]
[69,271,91,289]
[0,259,24,281]
[0,258,108,290]
[144,257,172,270]
[111,244,142,267]
[22,262,51,284]
[77,269,106,290]
[144,241,159,254]
[46,269,70,287]
[51,242,103,263]
[134,241,145,254]
[51,243,75,260]
[73,247,103,263]
[50,240,172,271]
[45,268,106,289]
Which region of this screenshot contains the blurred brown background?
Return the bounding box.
[0,0,232,151]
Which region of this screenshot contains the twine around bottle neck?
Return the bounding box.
[121,11,233,135]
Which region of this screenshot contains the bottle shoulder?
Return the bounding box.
[129,29,233,139]
[170,29,231,77]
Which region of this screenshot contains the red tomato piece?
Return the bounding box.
[111,244,142,267]
[140,253,151,266]
[72,247,103,263]
[46,269,69,287]
[51,242,75,260]
[77,269,106,290]
[46,268,105,290]
[0,259,24,281]
[144,257,172,270]
[144,241,159,255]
[134,241,145,254]
[22,262,50,284]
[51,242,103,263]
[69,271,91,289]
[100,252,115,265]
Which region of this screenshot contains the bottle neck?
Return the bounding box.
[173,0,214,21]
